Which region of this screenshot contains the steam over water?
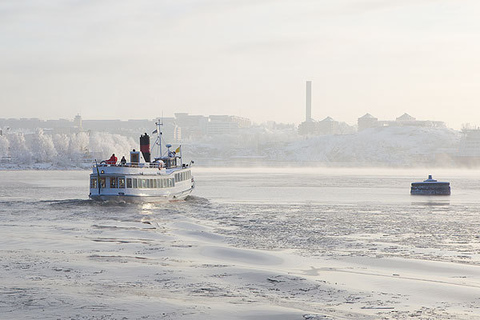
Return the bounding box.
[1,168,480,319]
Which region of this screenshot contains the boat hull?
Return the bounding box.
[89,164,194,203]
[89,186,194,203]
[410,183,450,195]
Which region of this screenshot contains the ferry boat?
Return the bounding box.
[410,175,450,195]
[89,120,194,202]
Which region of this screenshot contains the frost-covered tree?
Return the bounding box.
[88,132,135,161]
[8,133,32,164]
[30,129,57,163]
[52,134,70,157]
[0,135,9,158]
[68,132,89,159]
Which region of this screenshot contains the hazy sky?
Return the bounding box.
[1,0,479,128]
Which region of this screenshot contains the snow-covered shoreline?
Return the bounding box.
[0,126,465,169]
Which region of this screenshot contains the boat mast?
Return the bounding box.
[153,119,163,159]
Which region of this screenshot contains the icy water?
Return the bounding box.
[1,168,480,320]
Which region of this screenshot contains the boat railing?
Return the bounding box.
[95,162,162,169]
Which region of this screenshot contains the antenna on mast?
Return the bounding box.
[153,118,163,158]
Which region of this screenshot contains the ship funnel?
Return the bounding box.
[140,133,151,162]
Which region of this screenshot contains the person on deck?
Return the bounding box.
[106,154,117,165]
[120,156,126,166]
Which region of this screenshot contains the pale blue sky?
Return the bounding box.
[1,0,479,128]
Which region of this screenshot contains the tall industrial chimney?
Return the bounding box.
[306,81,312,122]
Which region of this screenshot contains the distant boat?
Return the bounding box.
[410,175,450,195]
[89,120,194,202]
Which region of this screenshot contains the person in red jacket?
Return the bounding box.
[106,154,117,165]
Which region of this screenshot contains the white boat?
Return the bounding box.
[89,120,194,202]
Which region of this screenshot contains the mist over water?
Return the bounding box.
[1,168,480,319]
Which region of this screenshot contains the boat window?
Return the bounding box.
[126,178,132,188]
[133,178,137,188]
[90,178,98,189]
[110,177,117,188]
[100,178,106,188]
[118,177,125,188]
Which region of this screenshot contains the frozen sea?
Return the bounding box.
[1,167,480,319]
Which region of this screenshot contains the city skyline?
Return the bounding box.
[1,1,480,129]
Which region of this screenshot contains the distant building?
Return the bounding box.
[357,113,379,131]
[297,121,317,135]
[174,113,208,139]
[73,114,83,132]
[357,113,446,131]
[318,117,346,135]
[174,113,251,138]
[298,116,354,135]
[207,115,251,135]
[457,129,480,166]
[297,80,354,135]
[0,113,252,142]
[396,113,416,122]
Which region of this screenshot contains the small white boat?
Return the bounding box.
[89,120,194,202]
[410,175,450,195]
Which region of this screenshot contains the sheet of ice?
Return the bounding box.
[1,169,480,319]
